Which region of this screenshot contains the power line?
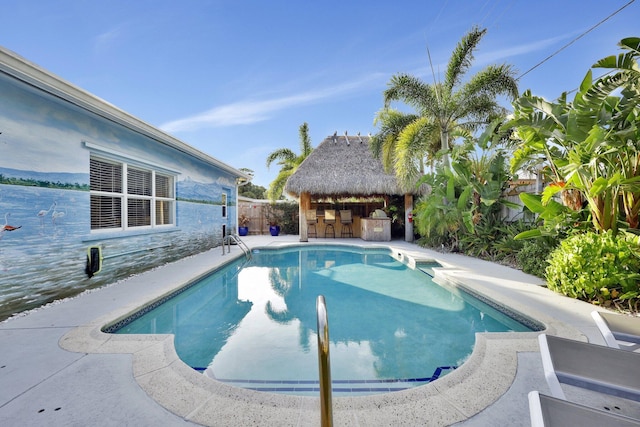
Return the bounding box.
[517,0,636,81]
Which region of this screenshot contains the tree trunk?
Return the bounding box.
[441,128,449,168]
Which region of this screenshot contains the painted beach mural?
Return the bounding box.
[0,58,243,321]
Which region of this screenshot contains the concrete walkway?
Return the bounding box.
[0,235,637,426]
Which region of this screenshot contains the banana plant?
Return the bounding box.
[414,165,465,247]
[592,37,640,229]
[505,37,640,235]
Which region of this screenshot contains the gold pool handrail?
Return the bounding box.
[316,295,333,427]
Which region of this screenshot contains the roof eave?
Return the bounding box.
[0,46,252,182]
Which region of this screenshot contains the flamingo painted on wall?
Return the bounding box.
[37,201,56,217]
[1,213,22,239]
[52,204,65,225]
[37,201,56,224]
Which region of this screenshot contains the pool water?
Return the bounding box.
[112,245,533,396]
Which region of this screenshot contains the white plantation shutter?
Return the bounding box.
[127,198,151,227]
[90,158,122,193]
[155,174,173,225]
[90,158,123,229]
[90,195,122,229]
[126,167,152,228]
[90,156,175,230]
[155,174,172,198]
[127,167,152,196]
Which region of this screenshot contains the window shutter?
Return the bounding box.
[127,199,151,227]
[90,156,175,230]
[127,167,152,196]
[91,195,122,229]
[90,158,122,192]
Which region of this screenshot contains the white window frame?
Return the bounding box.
[221,192,228,218]
[89,153,177,232]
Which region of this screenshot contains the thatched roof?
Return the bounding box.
[285,134,427,197]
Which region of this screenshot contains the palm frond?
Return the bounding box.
[298,122,313,157]
[394,117,437,189]
[266,148,296,168]
[267,169,293,200]
[461,64,519,101]
[384,74,435,110]
[444,26,486,92]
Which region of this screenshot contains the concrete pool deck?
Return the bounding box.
[1,235,639,426]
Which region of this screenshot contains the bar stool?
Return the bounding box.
[339,209,353,237]
[306,209,317,238]
[324,209,336,238]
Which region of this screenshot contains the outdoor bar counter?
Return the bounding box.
[360,217,391,241]
[315,214,361,238]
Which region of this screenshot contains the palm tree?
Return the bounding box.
[379,26,519,173]
[266,122,314,201]
[370,108,441,190]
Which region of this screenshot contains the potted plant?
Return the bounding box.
[266,204,281,236]
[269,222,281,236]
[238,213,250,236]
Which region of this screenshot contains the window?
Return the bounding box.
[90,156,175,230]
[221,193,227,218]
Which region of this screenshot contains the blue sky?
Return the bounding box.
[1,1,637,188]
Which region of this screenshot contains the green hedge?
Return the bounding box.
[546,231,640,306]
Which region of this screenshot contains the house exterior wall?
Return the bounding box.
[0,64,240,321]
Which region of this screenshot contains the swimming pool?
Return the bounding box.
[107,245,534,396]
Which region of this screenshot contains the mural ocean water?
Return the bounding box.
[0,183,229,321]
[0,185,89,318]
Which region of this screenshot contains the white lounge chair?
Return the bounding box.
[538,334,640,402]
[592,311,640,351]
[528,391,640,427]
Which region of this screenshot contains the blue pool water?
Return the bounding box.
[110,245,534,396]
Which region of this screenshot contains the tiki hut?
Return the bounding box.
[285,133,428,242]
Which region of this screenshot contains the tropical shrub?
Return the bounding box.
[414,120,519,251]
[516,238,557,278]
[277,201,299,235]
[545,231,640,309]
[492,221,528,265]
[505,37,640,238]
[414,165,465,251]
[458,212,509,261]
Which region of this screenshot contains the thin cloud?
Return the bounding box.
[160,73,386,133]
[94,25,125,52]
[475,34,573,65]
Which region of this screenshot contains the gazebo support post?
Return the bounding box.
[300,191,311,242]
[404,193,414,243]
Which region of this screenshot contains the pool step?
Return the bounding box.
[197,366,457,396]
